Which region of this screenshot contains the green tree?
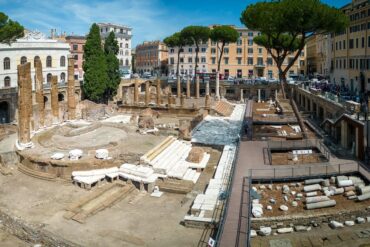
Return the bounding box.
[104,31,120,101]
[0,12,24,44]
[83,23,108,102]
[210,25,239,72]
[241,0,349,98]
[181,26,210,74]
[164,32,191,76]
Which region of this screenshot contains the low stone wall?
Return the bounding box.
[0,208,80,247]
[251,207,370,229]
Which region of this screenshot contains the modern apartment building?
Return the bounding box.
[65,35,86,82]
[330,0,370,94]
[168,26,306,79]
[97,23,132,72]
[135,41,168,75]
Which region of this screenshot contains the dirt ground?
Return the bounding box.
[254,182,370,218]
[0,228,28,247]
[271,149,328,165]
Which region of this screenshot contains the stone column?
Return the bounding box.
[275,89,278,100]
[216,71,220,100]
[134,80,139,105]
[17,63,32,144]
[156,79,161,106]
[206,81,210,96]
[186,77,191,98]
[205,95,210,108]
[145,81,150,106]
[51,75,59,123]
[240,89,244,103]
[258,89,261,102]
[167,92,172,108]
[67,57,76,120]
[195,75,200,99]
[177,77,181,98]
[34,59,44,128]
[180,94,185,107]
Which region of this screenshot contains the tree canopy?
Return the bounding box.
[241,0,349,98]
[0,12,24,43]
[181,26,210,74]
[164,32,192,76]
[210,25,239,72]
[83,23,108,102]
[104,31,120,101]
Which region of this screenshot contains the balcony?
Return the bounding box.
[254,63,266,68]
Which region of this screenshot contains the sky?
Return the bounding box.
[1,0,349,47]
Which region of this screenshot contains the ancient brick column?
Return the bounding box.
[156,79,161,106]
[17,63,32,144]
[180,94,185,107]
[34,59,44,127]
[195,75,200,99]
[51,75,59,123]
[67,57,76,120]
[205,95,210,108]
[145,81,150,106]
[186,77,190,98]
[134,80,139,105]
[177,77,181,98]
[167,92,172,108]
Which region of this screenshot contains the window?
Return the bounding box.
[201,47,206,53]
[4,76,10,87]
[73,44,78,51]
[267,58,273,65]
[125,44,129,48]
[224,57,229,64]
[47,73,52,83]
[34,56,40,67]
[188,48,192,53]
[248,32,253,37]
[46,56,52,67]
[170,57,174,64]
[211,48,216,54]
[3,57,10,70]
[247,57,253,65]
[180,58,184,63]
[170,48,174,53]
[237,57,242,65]
[120,43,123,48]
[74,75,78,80]
[237,39,242,46]
[201,57,206,63]
[20,56,27,65]
[211,57,216,64]
[125,50,129,56]
[257,57,263,65]
[268,70,273,79]
[356,38,358,48]
[125,59,129,66]
[60,72,66,82]
[188,57,192,63]
[237,69,242,78]
[349,39,354,49]
[343,40,346,49]
[248,48,253,54]
[224,48,229,54]
[60,56,66,67]
[368,36,370,47]
[236,48,242,54]
[362,37,365,48]
[248,39,253,46]
[258,48,262,54]
[74,54,78,60]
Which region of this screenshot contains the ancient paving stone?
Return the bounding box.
[309,236,323,247]
[67,57,76,120]
[269,239,293,247]
[338,232,356,241]
[300,238,313,247]
[326,234,341,244]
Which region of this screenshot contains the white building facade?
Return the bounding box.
[98,23,132,72]
[0,30,70,89]
[168,43,209,76]
[0,30,70,123]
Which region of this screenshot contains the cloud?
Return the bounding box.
[1,0,221,46]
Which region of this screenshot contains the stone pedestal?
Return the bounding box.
[216,72,220,100]
[206,81,210,96]
[167,93,172,108]
[186,77,191,98]
[156,79,161,106]
[180,94,185,107]
[205,95,210,109]
[134,80,139,105]
[177,77,181,98]
[17,63,32,144]
[67,57,76,120]
[258,89,261,102]
[51,75,59,123]
[34,59,44,128]
[145,81,150,106]
[195,75,200,99]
